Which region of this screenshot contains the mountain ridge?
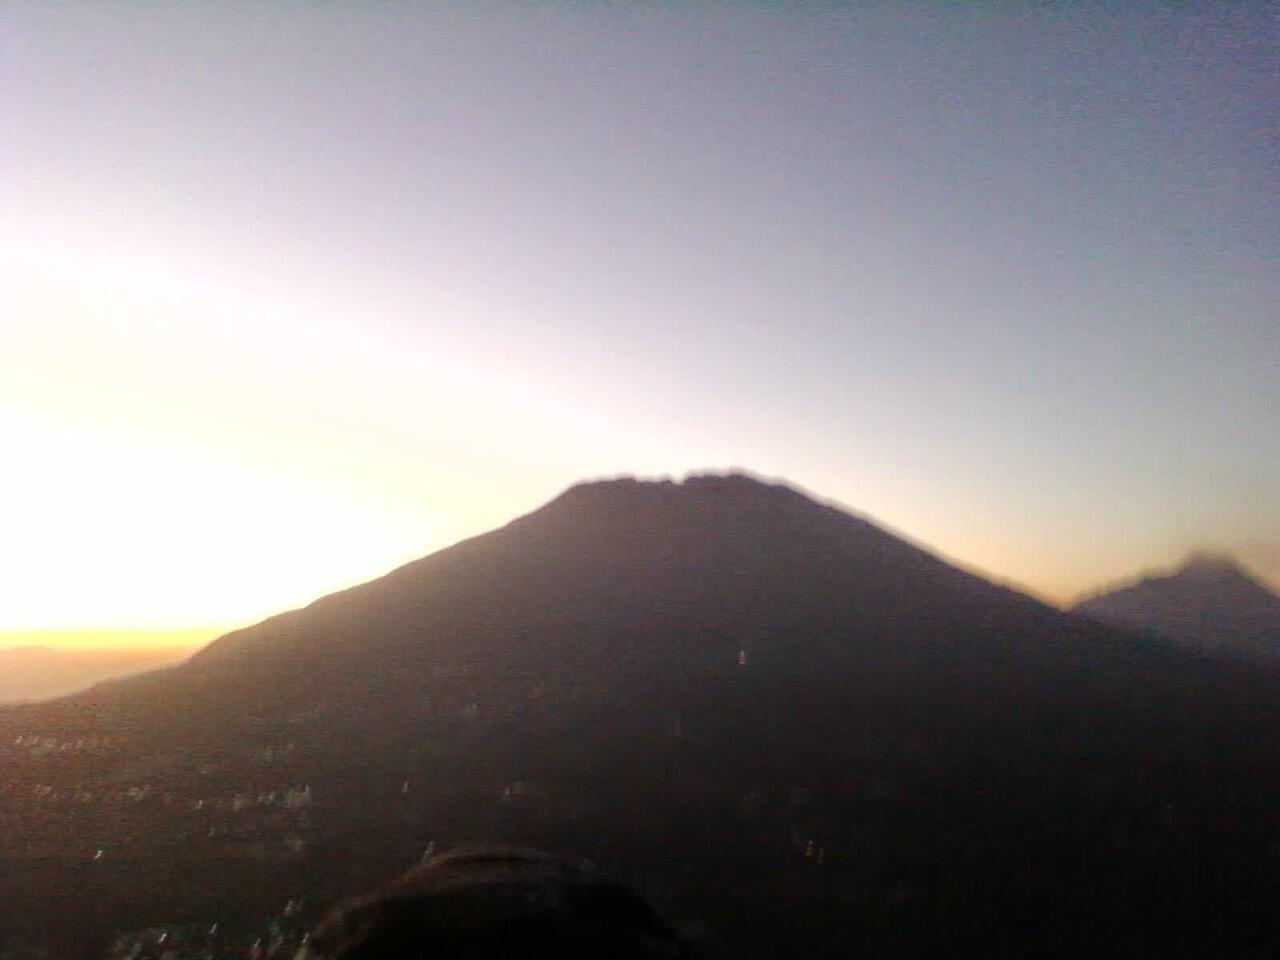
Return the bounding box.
[8,472,1253,728]
[72,471,1063,703]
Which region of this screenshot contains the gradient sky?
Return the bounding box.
[2,2,1277,646]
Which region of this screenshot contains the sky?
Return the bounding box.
[2,1,1277,648]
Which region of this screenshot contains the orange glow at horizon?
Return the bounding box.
[0,626,231,653]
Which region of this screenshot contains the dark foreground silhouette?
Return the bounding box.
[300,847,692,959]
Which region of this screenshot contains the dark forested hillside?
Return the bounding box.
[3,475,1277,958]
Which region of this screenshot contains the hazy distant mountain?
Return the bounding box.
[3,474,1278,957]
[0,645,193,704]
[1073,553,1280,661]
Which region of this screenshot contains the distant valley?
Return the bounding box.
[0,646,195,704]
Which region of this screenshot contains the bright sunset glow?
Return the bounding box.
[0,627,223,653]
[2,3,1276,649]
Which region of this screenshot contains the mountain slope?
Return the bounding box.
[26,474,1165,723]
[3,474,1278,958]
[1074,552,1280,661]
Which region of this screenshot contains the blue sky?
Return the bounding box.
[1,2,1276,639]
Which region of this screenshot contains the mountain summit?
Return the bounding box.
[1073,552,1280,661]
[178,470,1050,683]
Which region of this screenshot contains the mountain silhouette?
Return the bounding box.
[3,473,1278,957]
[1074,552,1280,661]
